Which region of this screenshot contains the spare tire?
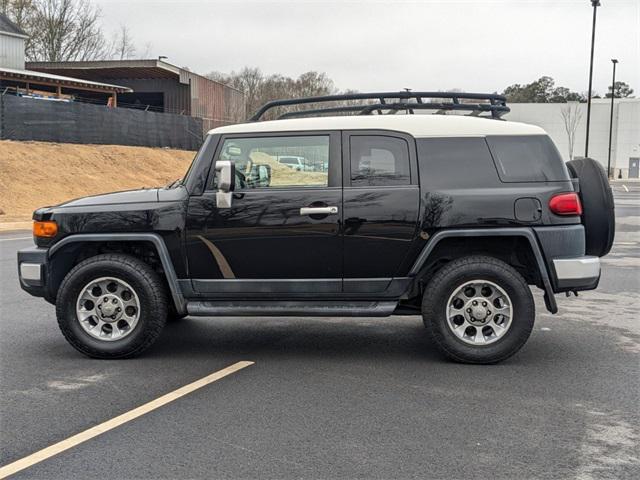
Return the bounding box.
[566,158,615,257]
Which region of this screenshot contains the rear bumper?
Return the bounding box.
[17,247,49,298]
[552,256,600,291]
[534,225,600,292]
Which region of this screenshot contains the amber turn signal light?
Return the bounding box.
[33,220,58,238]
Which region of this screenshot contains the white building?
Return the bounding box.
[0,13,27,69]
[506,98,640,179]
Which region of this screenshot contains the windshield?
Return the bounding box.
[180,151,199,185]
[181,134,216,193]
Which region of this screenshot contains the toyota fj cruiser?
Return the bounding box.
[17,92,615,363]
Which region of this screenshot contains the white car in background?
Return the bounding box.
[277,155,309,171]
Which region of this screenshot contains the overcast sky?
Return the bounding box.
[94,0,639,96]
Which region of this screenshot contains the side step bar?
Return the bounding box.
[186,300,398,317]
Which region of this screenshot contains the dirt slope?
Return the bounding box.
[0,141,195,226]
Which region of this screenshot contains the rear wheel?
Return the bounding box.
[422,255,535,364]
[56,254,168,359]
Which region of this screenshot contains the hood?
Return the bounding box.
[56,188,160,208]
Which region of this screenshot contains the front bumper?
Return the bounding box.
[552,256,600,291]
[17,246,49,298]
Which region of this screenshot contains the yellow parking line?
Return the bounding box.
[0,361,254,479]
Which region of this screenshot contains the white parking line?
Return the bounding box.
[0,361,254,479]
[0,236,32,242]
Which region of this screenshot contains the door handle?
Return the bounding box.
[300,206,338,216]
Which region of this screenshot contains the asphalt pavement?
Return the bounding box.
[0,184,638,479]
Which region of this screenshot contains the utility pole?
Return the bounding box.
[585,0,601,158]
[607,59,618,179]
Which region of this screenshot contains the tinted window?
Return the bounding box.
[416,137,498,189]
[486,135,569,182]
[216,136,329,189]
[350,135,410,186]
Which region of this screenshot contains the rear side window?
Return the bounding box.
[417,137,498,189]
[350,135,410,186]
[486,135,569,182]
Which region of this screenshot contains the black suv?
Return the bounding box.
[17,92,615,363]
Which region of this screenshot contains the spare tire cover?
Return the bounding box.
[566,158,615,257]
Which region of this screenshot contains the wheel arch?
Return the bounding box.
[409,228,557,313]
[48,233,186,315]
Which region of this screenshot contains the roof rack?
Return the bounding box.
[249,91,509,122]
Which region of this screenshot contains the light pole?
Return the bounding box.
[607,59,618,179]
[585,0,601,158]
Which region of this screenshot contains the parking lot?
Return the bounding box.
[0,184,638,479]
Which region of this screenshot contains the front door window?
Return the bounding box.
[215,136,330,189]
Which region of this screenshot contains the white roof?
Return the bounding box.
[209,114,547,138]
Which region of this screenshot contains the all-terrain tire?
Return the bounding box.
[422,255,535,364]
[566,157,615,257]
[56,254,168,359]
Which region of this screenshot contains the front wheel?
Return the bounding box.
[422,255,535,364]
[56,254,169,359]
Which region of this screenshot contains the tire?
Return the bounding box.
[56,254,168,359]
[422,255,535,364]
[566,157,615,257]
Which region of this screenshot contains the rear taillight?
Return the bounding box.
[549,192,582,216]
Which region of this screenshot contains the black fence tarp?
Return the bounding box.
[0,94,203,150]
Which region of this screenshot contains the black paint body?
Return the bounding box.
[26,128,583,306]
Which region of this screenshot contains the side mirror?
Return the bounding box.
[215,160,235,208]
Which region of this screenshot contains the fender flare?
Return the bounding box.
[409,228,557,313]
[49,233,186,315]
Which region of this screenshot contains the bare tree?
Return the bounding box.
[294,71,334,98]
[7,0,109,61]
[560,102,583,160]
[1,0,35,30]
[3,1,150,62]
[111,24,136,60]
[231,67,265,117]
[207,67,265,118]
[207,68,337,120]
[139,41,152,58]
[259,73,294,119]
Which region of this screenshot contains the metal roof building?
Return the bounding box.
[28,59,246,129]
[1,13,130,102]
[0,66,131,96]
